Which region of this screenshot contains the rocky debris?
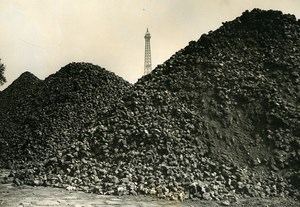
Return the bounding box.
[0,71,41,106]
[1,9,300,202]
[0,62,132,167]
[0,71,42,115]
[0,72,43,167]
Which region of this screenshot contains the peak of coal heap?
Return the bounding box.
[0,71,42,110]
[1,71,41,94]
[41,62,132,105]
[139,9,299,84]
[47,62,122,81]
[18,71,40,81]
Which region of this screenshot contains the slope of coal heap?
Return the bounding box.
[0,71,42,110]
[0,72,42,166]
[0,71,42,121]
[0,62,131,167]
[10,9,300,202]
[133,8,300,168]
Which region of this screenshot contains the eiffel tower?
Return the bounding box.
[144,28,152,75]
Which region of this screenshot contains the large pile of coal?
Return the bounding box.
[0,62,132,167]
[7,9,300,203]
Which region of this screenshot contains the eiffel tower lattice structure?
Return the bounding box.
[144,28,152,75]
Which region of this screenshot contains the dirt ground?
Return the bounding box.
[0,169,299,207]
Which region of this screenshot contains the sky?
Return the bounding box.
[0,0,300,90]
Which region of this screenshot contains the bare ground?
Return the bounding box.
[0,169,299,207]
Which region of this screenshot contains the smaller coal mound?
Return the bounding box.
[0,62,131,168]
[0,72,42,166]
[0,71,42,111]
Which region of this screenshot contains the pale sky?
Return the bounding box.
[0,0,300,89]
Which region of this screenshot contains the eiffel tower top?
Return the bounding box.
[144,28,151,39]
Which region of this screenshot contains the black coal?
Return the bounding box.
[1,9,299,203]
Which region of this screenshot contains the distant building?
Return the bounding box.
[144,28,152,75]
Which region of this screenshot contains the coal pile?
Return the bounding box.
[0,71,41,109]
[0,71,42,116]
[0,62,132,167]
[5,9,300,203]
[0,72,43,166]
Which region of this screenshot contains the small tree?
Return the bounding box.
[0,59,6,85]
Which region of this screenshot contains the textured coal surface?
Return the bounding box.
[1,9,299,203]
[0,63,131,167]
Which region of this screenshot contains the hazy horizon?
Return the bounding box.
[1,0,300,90]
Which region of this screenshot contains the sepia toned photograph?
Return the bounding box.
[0,1,299,206]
